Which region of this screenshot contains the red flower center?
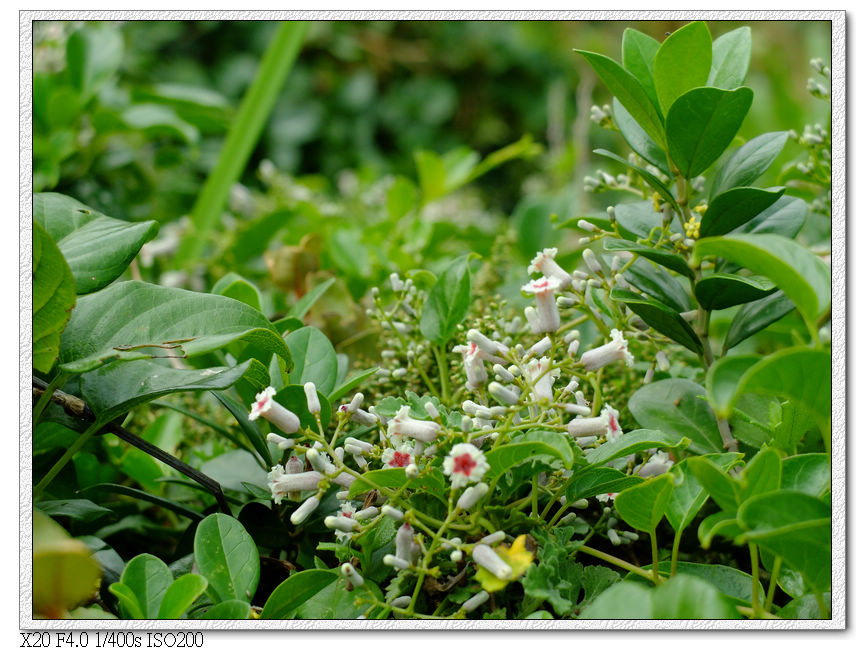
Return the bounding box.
[257,396,268,410]
[389,451,411,468]
[453,453,477,476]
[608,413,619,432]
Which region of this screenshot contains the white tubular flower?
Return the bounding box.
[488,381,520,406]
[381,445,414,469]
[306,448,334,475]
[525,306,541,335]
[582,248,603,275]
[351,409,379,426]
[388,405,441,442]
[381,505,404,521]
[303,382,320,414]
[248,387,300,434]
[522,276,563,333]
[457,482,489,511]
[423,401,440,420]
[268,469,325,503]
[383,554,410,570]
[331,472,356,488]
[525,336,552,359]
[479,530,506,546]
[345,437,374,454]
[579,329,634,371]
[325,515,360,532]
[349,393,365,412]
[472,545,512,580]
[461,590,490,613]
[286,454,304,474]
[655,350,670,372]
[355,506,379,520]
[290,495,320,525]
[528,248,572,285]
[638,451,674,477]
[455,342,489,391]
[567,340,580,357]
[525,356,558,404]
[562,403,592,416]
[567,404,622,440]
[596,492,618,504]
[443,443,489,488]
[493,364,514,383]
[395,523,414,562]
[467,328,509,358]
[341,563,364,587]
[266,433,295,450]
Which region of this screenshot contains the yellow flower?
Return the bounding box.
[475,534,535,592]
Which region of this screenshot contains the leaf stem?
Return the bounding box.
[32,371,68,425]
[749,542,764,619]
[576,544,660,583]
[765,554,782,613]
[34,421,101,497]
[649,528,661,585]
[670,528,683,577]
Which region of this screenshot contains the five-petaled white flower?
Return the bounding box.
[443,443,489,488]
[249,386,301,434]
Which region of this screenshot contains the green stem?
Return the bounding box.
[577,544,658,583]
[530,475,539,518]
[670,528,683,577]
[32,371,68,425]
[765,554,782,613]
[34,421,101,497]
[649,528,660,585]
[175,21,309,264]
[749,542,764,619]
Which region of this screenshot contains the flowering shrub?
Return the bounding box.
[31,20,833,622]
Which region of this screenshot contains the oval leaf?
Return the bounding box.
[695,273,776,310]
[724,291,795,352]
[700,187,785,238]
[711,130,788,197]
[610,289,703,354]
[593,148,676,207]
[622,257,693,312]
[420,256,473,345]
[653,21,712,115]
[604,238,694,279]
[666,86,754,178]
[781,454,830,498]
[735,195,808,238]
[614,473,675,532]
[33,220,77,373]
[486,440,569,483]
[651,574,740,619]
[118,553,173,619]
[665,453,742,534]
[285,326,338,395]
[260,569,338,619]
[157,573,208,619]
[212,273,262,312]
[612,99,669,171]
[193,513,260,604]
[584,428,691,467]
[198,599,251,620]
[621,28,661,109]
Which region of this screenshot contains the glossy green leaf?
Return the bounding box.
[565,467,644,503]
[604,238,694,279]
[59,281,291,374]
[705,354,761,415]
[700,187,785,238]
[738,490,831,594]
[612,99,669,171]
[697,511,741,548]
[107,583,143,620]
[651,574,741,619]
[689,457,741,513]
[777,593,830,620]
[198,599,251,620]
[328,366,380,402]
[33,220,76,373]
[736,195,808,238]
[294,569,382,619]
[117,553,173,619]
[728,393,782,449]
[724,291,795,351]
[575,50,666,147]
[260,569,338,619]
[614,473,675,532]
[628,561,758,607]
[594,148,676,206]
[653,21,712,115]
[711,130,788,196]
[212,273,262,312]
[584,429,691,467]
[420,255,472,345]
[520,429,575,469]
[610,289,703,354]
[289,277,335,320]
[739,446,783,502]
[193,513,260,604]
[273,384,332,430]
[707,26,752,90]
[695,273,775,310]
[35,193,159,295]
[157,574,208,619]
[781,454,830,498]
[666,87,754,178]
[665,453,742,534]
[79,484,202,521]
[694,233,830,325]
[772,401,817,455]
[622,256,693,312]
[486,440,570,483]
[347,467,445,500]
[284,326,338,394]
[621,28,661,109]
[578,581,652,619]
[67,359,253,426]
[35,499,113,524]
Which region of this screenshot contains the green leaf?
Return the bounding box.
[665,453,742,534]
[700,187,785,238]
[603,238,694,279]
[118,554,173,619]
[284,326,338,394]
[260,569,338,619]
[386,176,418,220]
[629,379,724,455]
[697,511,741,548]
[578,581,652,619]
[565,467,644,503]
[622,256,693,312]
[289,277,335,319]
[594,148,676,207]
[519,429,575,469]
[610,289,703,355]
[689,457,741,513]
[273,384,332,430]
[328,366,380,402]
[736,195,808,238]
[614,473,675,532]
[724,291,795,351]
[212,273,262,312]
[705,354,761,415]
[420,255,472,345]
[33,220,76,373]
[67,359,253,426]
[612,99,669,171]
[739,446,783,502]
[193,513,260,604]
[347,467,445,500]
[695,273,776,311]
[575,49,666,147]
[781,454,830,498]
[211,390,272,468]
[777,593,830,620]
[157,574,208,619]
[737,490,831,594]
[772,401,817,455]
[711,131,788,197]
[35,499,113,524]
[708,27,752,90]
[59,281,291,374]
[653,21,713,115]
[66,24,123,101]
[294,569,382,619]
[666,87,754,178]
[693,233,830,326]
[584,428,691,467]
[198,599,251,620]
[486,440,570,483]
[79,484,203,521]
[35,193,160,295]
[627,561,758,607]
[650,574,741,619]
[107,583,144,620]
[121,104,199,144]
[621,28,661,109]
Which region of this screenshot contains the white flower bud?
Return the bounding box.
[526,336,552,358]
[390,596,412,608]
[395,523,414,562]
[577,219,598,232]
[266,433,295,449]
[493,364,514,383]
[325,516,360,532]
[405,463,419,479]
[457,482,489,511]
[383,554,410,570]
[607,529,621,546]
[423,401,440,420]
[303,382,320,414]
[582,249,603,275]
[655,350,670,372]
[341,563,364,587]
[472,545,512,580]
[488,381,520,406]
[461,590,490,613]
[382,505,404,521]
[480,530,506,545]
[467,329,509,357]
[290,496,320,525]
[450,550,464,563]
[355,506,379,520]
